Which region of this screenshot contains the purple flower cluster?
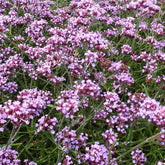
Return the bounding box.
[82,142,109,165]
[0,54,22,93]
[139,22,148,31]
[0,88,53,126]
[36,115,58,134]
[94,109,108,121]
[68,62,83,78]
[158,129,165,146]
[71,30,109,50]
[70,0,106,19]
[151,19,164,36]
[25,19,48,43]
[121,45,132,54]
[102,128,119,151]
[58,155,73,165]
[0,146,20,165]
[0,146,37,165]
[55,90,80,119]
[127,0,160,17]
[117,17,138,39]
[136,96,165,130]
[138,97,160,118]
[0,110,7,132]
[55,126,88,153]
[104,92,120,113]
[0,0,165,164]
[75,80,101,99]
[84,50,99,67]
[131,148,147,165]
[108,61,134,93]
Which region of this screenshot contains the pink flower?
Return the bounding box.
[121,45,132,54]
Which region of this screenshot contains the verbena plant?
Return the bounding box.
[0,0,165,164]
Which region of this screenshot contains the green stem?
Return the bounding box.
[109,132,163,164]
[6,124,22,148]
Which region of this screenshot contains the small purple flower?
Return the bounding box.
[55,126,88,153]
[121,45,132,54]
[36,115,58,134]
[55,90,80,119]
[83,142,109,165]
[0,146,21,165]
[131,148,147,165]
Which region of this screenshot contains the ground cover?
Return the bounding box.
[0,0,165,164]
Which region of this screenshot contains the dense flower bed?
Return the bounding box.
[0,0,165,164]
